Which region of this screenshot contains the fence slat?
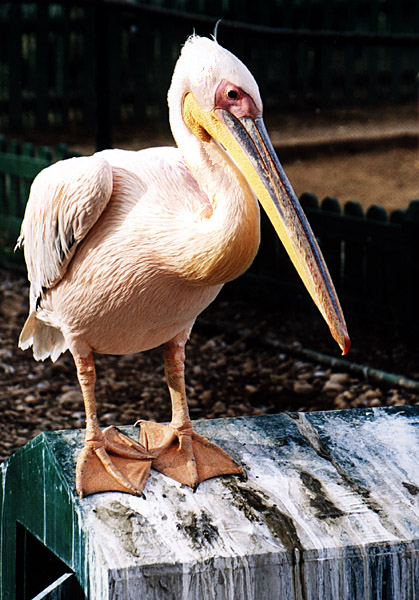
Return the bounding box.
[7,4,23,131]
[318,197,342,285]
[1,1,419,134]
[6,140,21,219]
[0,151,50,180]
[36,3,50,129]
[19,142,35,216]
[82,6,97,132]
[0,135,6,215]
[0,141,81,267]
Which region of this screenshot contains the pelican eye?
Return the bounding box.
[227,89,239,99]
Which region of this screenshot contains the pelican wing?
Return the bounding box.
[17,155,113,309]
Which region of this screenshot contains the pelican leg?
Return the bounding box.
[139,340,243,488]
[74,353,153,498]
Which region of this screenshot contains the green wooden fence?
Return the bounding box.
[1,141,418,330]
[0,136,80,266]
[1,0,419,139]
[252,194,419,330]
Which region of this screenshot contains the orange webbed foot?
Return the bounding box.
[137,421,243,489]
[76,425,154,498]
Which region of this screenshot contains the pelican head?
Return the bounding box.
[168,36,350,355]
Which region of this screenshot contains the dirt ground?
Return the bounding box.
[1,103,418,463]
[283,145,419,213]
[270,103,418,213]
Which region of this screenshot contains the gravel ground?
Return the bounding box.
[1,267,418,464]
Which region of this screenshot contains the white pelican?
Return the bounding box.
[17,36,349,498]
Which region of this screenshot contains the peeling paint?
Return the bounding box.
[403,482,419,496]
[299,471,345,520]
[176,509,219,550]
[94,501,148,558]
[222,479,308,599]
[289,412,383,513]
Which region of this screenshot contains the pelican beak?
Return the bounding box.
[182,93,350,355]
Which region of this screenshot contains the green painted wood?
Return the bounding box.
[35,3,50,130]
[19,142,35,216]
[0,431,87,599]
[319,197,342,285]
[130,14,148,123]
[1,407,418,599]
[6,140,21,219]
[7,3,23,131]
[16,526,84,600]
[32,573,81,600]
[93,3,115,151]
[53,9,69,128]
[0,141,78,268]
[0,142,47,267]
[0,151,50,180]
[0,139,52,268]
[0,136,7,216]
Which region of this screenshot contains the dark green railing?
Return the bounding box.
[252,194,419,330]
[0,136,80,266]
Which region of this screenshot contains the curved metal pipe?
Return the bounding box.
[198,317,419,393]
[262,338,419,393]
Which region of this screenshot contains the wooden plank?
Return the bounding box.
[16,526,83,600]
[108,5,123,128]
[1,407,418,599]
[0,215,23,256]
[365,205,389,303]
[19,142,35,215]
[7,3,23,131]
[0,144,40,266]
[32,573,80,600]
[0,135,6,214]
[93,3,114,150]
[0,143,80,267]
[319,197,343,285]
[35,3,50,129]
[82,5,98,130]
[6,140,21,219]
[130,13,147,123]
[51,5,69,128]
[402,200,419,325]
[0,152,50,180]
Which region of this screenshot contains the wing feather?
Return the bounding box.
[17,154,113,310]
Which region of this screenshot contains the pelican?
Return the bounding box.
[17,36,349,498]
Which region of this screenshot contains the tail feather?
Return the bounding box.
[19,313,67,362]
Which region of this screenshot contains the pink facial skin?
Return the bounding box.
[214,80,261,120]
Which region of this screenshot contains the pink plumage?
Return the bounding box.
[18,36,349,498]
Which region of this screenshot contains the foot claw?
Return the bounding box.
[103,425,155,459]
[138,421,243,488]
[76,427,152,498]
